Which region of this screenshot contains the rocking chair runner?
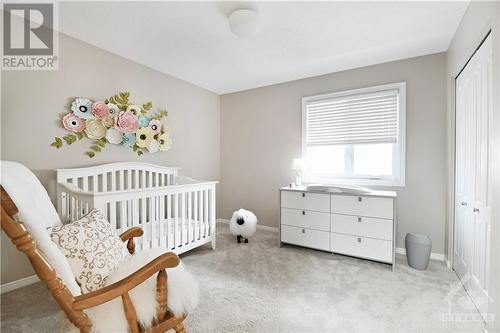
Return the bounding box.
[1,186,188,333]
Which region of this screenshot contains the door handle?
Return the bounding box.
[302,193,306,198]
[302,210,306,216]
[302,228,306,234]
[357,217,362,222]
[357,237,362,243]
[473,208,480,213]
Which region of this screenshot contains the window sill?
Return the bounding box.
[303,176,405,187]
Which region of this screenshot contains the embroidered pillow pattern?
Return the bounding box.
[47,209,129,293]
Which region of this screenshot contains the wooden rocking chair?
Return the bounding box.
[1,185,188,333]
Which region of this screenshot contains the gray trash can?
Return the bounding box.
[405,233,432,270]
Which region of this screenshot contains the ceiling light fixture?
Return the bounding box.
[228,9,261,38]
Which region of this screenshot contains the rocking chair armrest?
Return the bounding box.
[72,252,180,311]
[120,227,144,242]
[120,227,143,254]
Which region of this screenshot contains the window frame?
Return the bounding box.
[302,82,406,187]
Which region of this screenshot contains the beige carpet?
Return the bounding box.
[1,223,484,332]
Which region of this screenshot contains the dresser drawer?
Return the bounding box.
[281,191,330,212]
[281,225,330,251]
[332,233,392,263]
[331,195,393,219]
[281,208,330,232]
[331,214,393,240]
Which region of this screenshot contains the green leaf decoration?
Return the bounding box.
[142,101,153,112]
[96,138,107,148]
[152,109,168,120]
[136,150,144,156]
[51,137,63,149]
[85,151,95,158]
[105,91,130,106]
[76,132,83,140]
[133,144,139,152]
[63,134,77,145]
[91,145,101,152]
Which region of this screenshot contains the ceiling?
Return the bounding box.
[59,1,469,94]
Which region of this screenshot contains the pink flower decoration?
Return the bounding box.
[91,102,110,119]
[62,113,86,133]
[148,119,162,135]
[114,110,139,133]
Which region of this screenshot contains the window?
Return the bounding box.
[302,82,406,186]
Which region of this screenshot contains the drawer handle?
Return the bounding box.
[358,197,362,202]
[357,217,362,222]
[461,202,467,206]
[302,228,306,234]
[357,237,362,243]
[302,210,306,215]
[302,193,306,198]
[473,208,480,213]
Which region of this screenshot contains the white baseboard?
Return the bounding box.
[396,247,446,262]
[0,275,39,294]
[217,218,279,232]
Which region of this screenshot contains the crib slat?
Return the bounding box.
[134,170,139,189]
[110,202,117,231]
[174,193,180,247]
[92,176,97,193]
[148,172,153,188]
[82,177,88,192]
[187,192,192,244]
[194,190,199,240]
[159,193,166,248]
[141,197,148,250]
[150,196,155,248]
[181,193,186,245]
[111,172,116,192]
[204,189,209,237]
[102,173,108,192]
[127,170,132,190]
[120,200,127,234]
[118,171,124,190]
[141,171,146,189]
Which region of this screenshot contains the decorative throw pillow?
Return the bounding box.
[47,209,130,293]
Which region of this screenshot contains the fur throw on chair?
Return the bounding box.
[62,248,199,332]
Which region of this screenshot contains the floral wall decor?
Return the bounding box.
[51,92,172,157]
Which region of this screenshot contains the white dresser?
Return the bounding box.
[279,187,397,269]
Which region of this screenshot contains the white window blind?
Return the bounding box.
[305,89,399,146]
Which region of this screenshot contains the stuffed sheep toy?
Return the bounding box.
[229,208,258,243]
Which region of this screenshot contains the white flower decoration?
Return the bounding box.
[105,128,123,144]
[71,98,94,120]
[106,103,120,118]
[126,104,141,115]
[147,139,160,153]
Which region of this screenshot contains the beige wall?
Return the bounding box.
[220,53,447,254]
[1,32,220,284]
[446,2,500,331]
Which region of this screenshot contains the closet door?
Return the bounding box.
[454,34,492,319]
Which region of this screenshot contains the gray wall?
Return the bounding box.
[446,2,500,332]
[220,53,447,254]
[1,32,220,284]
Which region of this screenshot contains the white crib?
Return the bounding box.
[56,162,217,254]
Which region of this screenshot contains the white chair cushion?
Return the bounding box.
[0,161,81,295]
[47,209,130,293]
[78,248,199,333]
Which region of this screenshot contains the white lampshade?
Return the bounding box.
[228,9,262,38]
[292,158,303,171]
